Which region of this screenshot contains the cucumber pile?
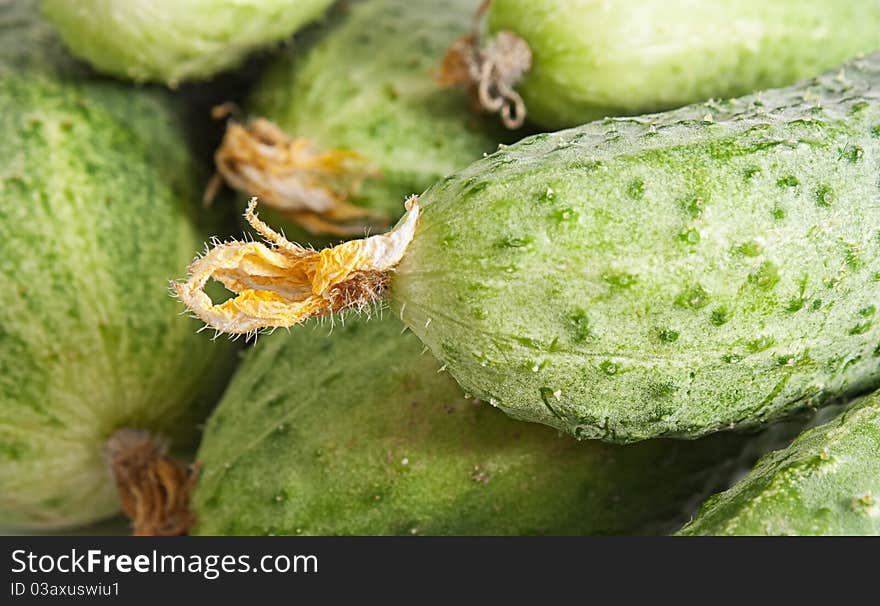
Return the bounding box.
[180,53,880,444]
[4,0,880,536]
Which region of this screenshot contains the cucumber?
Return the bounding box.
[678,391,880,535]
[0,1,236,529]
[234,0,508,245]
[176,53,880,442]
[388,53,880,442]
[484,0,880,129]
[193,315,769,536]
[39,0,335,86]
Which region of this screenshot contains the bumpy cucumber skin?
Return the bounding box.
[679,392,880,535]
[487,0,880,130]
[39,0,334,86]
[193,316,773,536]
[247,0,508,246]
[393,54,880,443]
[0,2,236,529]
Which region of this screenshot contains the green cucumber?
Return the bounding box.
[678,392,880,535]
[40,0,335,86]
[193,315,771,536]
[242,0,508,246]
[485,0,880,129]
[389,53,880,442]
[0,1,236,529]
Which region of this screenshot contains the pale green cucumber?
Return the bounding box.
[485,0,880,129]
[0,1,237,530]
[193,316,773,536]
[678,391,880,535]
[40,0,335,86]
[391,53,880,442]
[245,0,508,246]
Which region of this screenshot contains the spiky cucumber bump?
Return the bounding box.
[679,391,880,535]
[40,0,335,86]
[486,0,880,130]
[392,53,880,442]
[0,1,237,530]
[193,315,781,536]
[244,0,509,247]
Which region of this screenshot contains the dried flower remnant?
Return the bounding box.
[439,30,532,129]
[206,114,386,236]
[174,197,420,335]
[105,429,197,536]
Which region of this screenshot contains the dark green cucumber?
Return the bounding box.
[679,391,880,535]
[392,53,880,442]
[192,316,769,536]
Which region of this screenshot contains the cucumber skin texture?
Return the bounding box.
[393,54,880,443]
[247,0,508,247]
[679,391,880,535]
[40,0,334,86]
[487,0,880,130]
[193,316,768,536]
[0,3,236,529]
